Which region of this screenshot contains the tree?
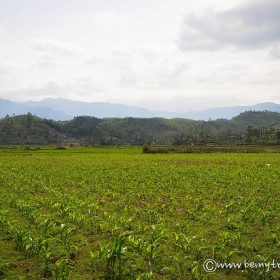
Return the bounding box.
[277,130,280,142]
[26,112,33,129]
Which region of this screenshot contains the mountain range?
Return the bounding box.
[0,98,280,121]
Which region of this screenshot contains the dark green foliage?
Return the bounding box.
[0,114,66,145]
[143,145,280,154]
[142,143,150,153]
[0,111,280,145]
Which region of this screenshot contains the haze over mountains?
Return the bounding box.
[0,98,280,121]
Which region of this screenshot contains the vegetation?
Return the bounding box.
[1,110,280,146]
[0,147,280,279]
[142,145,280,154]
[0,114,66,145]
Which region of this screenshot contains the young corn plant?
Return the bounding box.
[239,204,256,223]
[68,211,85,227]
[14,200,34,218]
[89,250,100,272]
[173,255,188,277]
[39,218,53,236]
[88,203,99,228]
[39,239,52,277]
[15,229,29,252]
[5,220,15,236]
[190,260,205,280]
[56,224,75,248]
[145,209,160,224]
[235,232,242,250]
[272,233,280,246]
[28,209,42,224]
[25,236,38,256]
[0,210,7,232]
[224,200,236,216]
[53,256,76,280]
[143,225,168,268]
[225,216,239,230]
[221,249,237,263]
[193,244,207,262]
[260,209,275,226]
[52,201,72,218]
[99,233,127,279]
[211,244,222,260]
[128,234,145,255]
[173,232,192,255]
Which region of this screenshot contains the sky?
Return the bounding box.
[0,0,280,112]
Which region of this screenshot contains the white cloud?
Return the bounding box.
[0,24,5,35]
[178,25,221,51]
[89,10,126,30]
[0,0,279,111]
[32,37,84,57]
[269,46,280,60]
[83,43,191,89]
[179,0,280,51]
[31,37,88,79]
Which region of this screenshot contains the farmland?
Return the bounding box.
[0,147,280,279]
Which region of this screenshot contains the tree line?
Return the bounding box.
[0,111,280,145]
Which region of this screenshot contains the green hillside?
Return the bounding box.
[0,111,280,146]
[229,111,280,132]
[0,114,66,145]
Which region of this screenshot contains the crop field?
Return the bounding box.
[0,147,280,279]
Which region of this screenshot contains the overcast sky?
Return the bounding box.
[0,0,280,112]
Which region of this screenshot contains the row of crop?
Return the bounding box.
[2,204,280,280]
[88,226,280,279]
[1,152,280,279]
[0,209,76,279]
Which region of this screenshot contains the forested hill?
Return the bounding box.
[1,111,280,145]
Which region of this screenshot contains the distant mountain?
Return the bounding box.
[180,102,280,120]
[1,97,280,120]
[0,98,71,120]
[22,98,157,119]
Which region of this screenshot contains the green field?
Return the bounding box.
[1,147,280,279]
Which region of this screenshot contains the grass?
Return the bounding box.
[0,146,280,279]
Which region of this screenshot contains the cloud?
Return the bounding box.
[269,46,280,59]
[0,82,62,102]
[0,24,5,35]
[0,65,14,77]
[32,37,84,57]
[84,43,191,89]
[89,10,126,30]
[32,37,87,70]
[179,0,280,51]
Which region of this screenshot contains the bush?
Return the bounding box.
[142,143,150,153]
